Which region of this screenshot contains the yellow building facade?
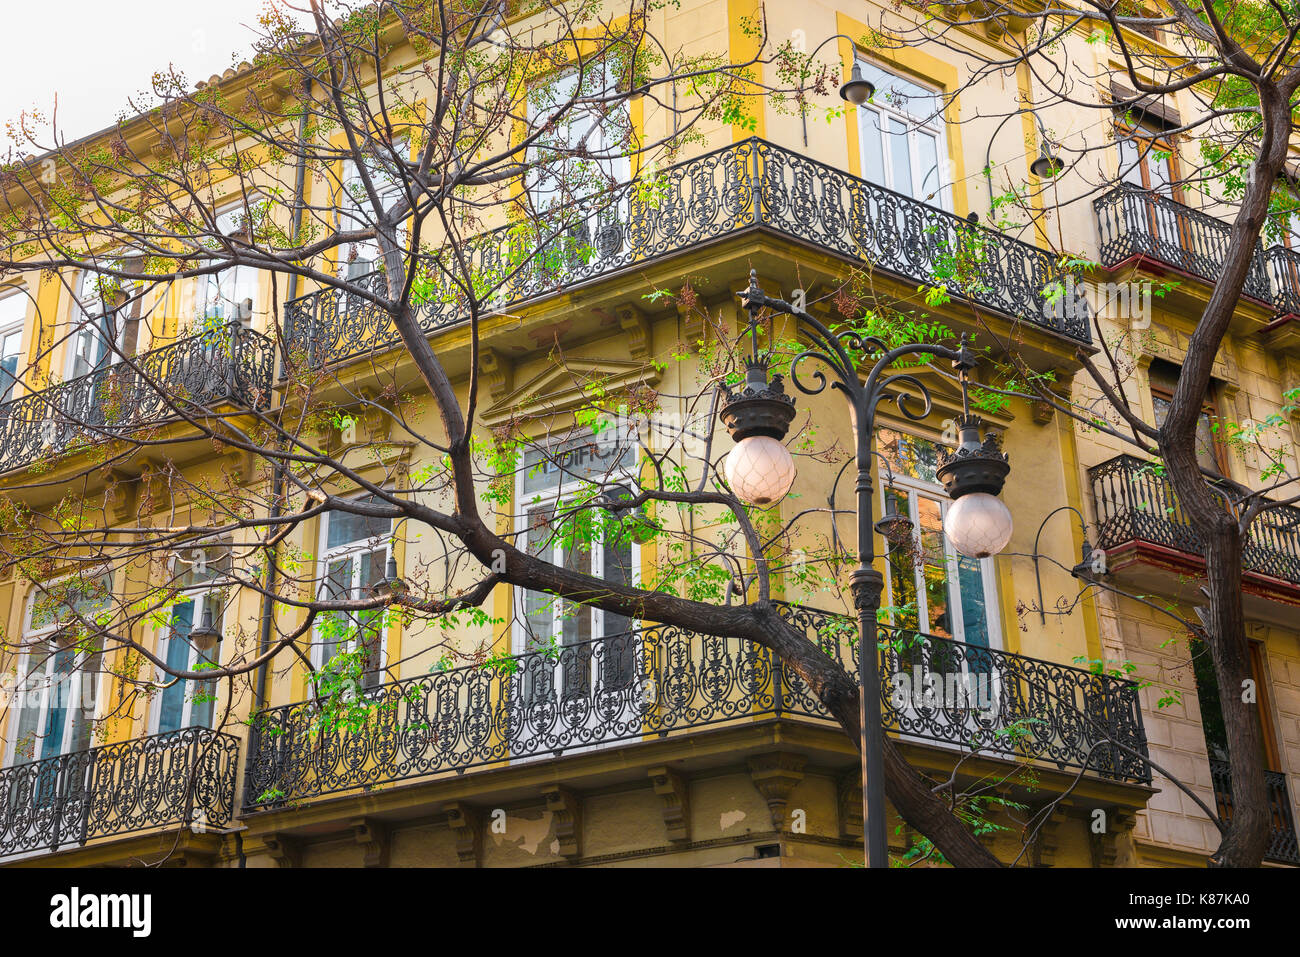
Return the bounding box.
[0,1,1296,868]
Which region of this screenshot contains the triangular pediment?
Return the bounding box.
[480,355,661,427]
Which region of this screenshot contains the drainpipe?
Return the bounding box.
[253,78,312,715]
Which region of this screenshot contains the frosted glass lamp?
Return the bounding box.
[944,492,1013,559]
[726,436,797,506]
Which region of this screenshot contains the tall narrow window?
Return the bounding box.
[1117,123,1189,262]
[338,143,407,280]
[515,435,638,697]
[6,573,112,767]
[198,206,260,324]
[317,499,393,691]
[876,428,999,649]
[153,546,228,735]
[1148,360,1226,475]
[853,60,949,207]
[0,288,26,404]
[524,63,633,279]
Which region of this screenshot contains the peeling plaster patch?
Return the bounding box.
[492,810,553,854]
[720,809,747,830]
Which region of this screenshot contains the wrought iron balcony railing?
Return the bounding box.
[1089,454,1300,587]
[1209,759,1299,865]
[282,138,1092,373]
[0,727,240,859]
[1093,185,1280,304]
[242,603,1148,812]
[1266,243,1300,318]
[0,323,275,476]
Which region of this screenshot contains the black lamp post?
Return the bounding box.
[719,271,1013,867]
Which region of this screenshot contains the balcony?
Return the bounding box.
[0,323,275,477]
[0,727,240,860]
[1266,244,1300,319]
[282,138,1092,373]
[1209,759,1299,865]
[1089,454,1300,591]
[1093,185,1300,314]
[242,604,1149,813]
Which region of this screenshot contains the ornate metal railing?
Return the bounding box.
[1209,759,1299,865]
[282,138,1091,372]
[0,323,275,476]
[1093,185,1273,302]
[242,603,1148,811]
[1266,243,1300,318]
[1089,454,1300,586]
[0,727,240,859]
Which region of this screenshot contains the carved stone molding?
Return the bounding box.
[478,347,512,404]
[1090,808,1137,868]
[747,751,806,832]
[617,305,651,363]
[443,802,482,867]
[350,817,390,868]
[543,788,583,859]
[648,765,690,843]
[262,833,302,869]
[836,772,863,839]
[1035,800,1073,867]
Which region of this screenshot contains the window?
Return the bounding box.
[152,547,228,735]
[338,143,407,280]
[854,60,949,207]
[6,573,113,767]
[1148,360,1226,474]
[877,429,1000,650]
[1117,124,1190,260]
[65,263,142,382]
[197,206,259,324]
[526,65,632,211]
[0,288,26,404]
[1192,637,1281,770]
[515,434,638,698]
[316,499,393,691]
[523,64,633,277]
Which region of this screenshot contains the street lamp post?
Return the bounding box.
[720,271,1013,868]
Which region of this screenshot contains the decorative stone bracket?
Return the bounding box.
[543,788,583,860]
[648,765,690,843]
[747,751,807,832]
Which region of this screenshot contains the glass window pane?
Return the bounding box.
[916,131,941,202]
[887,117,914,198]
[860,109,886,185]
[878,429,941,484]
[158,600,193,733]
[957,556,991,649]
[858,61,942,127]
[326,502,392,550]
[521,436,634,495]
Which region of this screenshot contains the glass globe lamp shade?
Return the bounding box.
[943,492,1013,559]
[725,436,796,506]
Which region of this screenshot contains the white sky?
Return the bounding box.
[1,1,300,146]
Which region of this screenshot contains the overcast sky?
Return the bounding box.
[2,1,298,146]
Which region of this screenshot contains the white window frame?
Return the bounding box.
[0,287,27,405]
[196,201,262,325]
[854,58,951,210]
[879,470,1003,652]
[147,585,224,737]
[3,572,112,768]
[338,141,409,280]
[313,503,394,689]
[64,265,130,383]
[512,438,641,660]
